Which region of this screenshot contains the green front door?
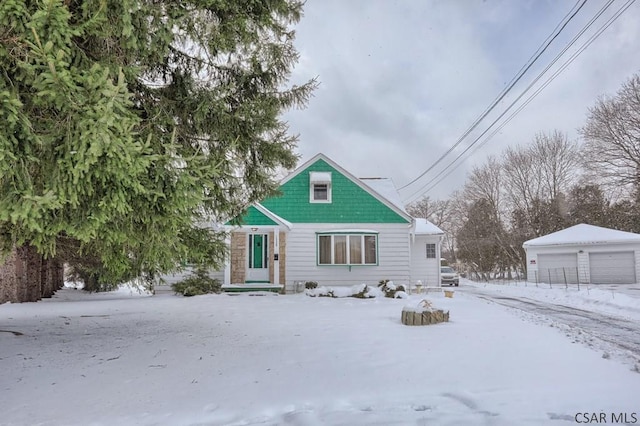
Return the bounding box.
[251,234,265,268]
[247,233,269,282]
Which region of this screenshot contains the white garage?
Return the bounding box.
[523,224,640,285]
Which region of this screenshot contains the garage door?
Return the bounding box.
[537,253,579,284]
[589,252,636,284]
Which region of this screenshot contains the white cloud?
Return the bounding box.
[285,0,640,202]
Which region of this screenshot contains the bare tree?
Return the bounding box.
[406,197,434,220]
[581,73,640,195]
[532,131,580,200]
[407,196,461,262]
[502,145,543,217]
[463,156,504,221]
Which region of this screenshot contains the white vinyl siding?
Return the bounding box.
[410,235,441,287]
[589,251,636,284]
[287,223,410,286]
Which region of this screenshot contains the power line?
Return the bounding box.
[403,0,637,204]
[397,0,588,191]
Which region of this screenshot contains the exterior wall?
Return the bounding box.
[279,231,286,285]
[284,223,411,287]
[266,231,287,285]
[525,242,640,284]
[261,159,409,224]
[410,235,442,287]
[160,268,225,286]
[230,232,247,284]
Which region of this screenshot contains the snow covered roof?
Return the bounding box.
[360,177,408,214]
[523,224,640,248]
[413,218,445,235]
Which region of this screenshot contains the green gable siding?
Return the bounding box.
[261,159,408,224]
[228,206,278,226]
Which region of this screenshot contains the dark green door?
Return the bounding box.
[251,234,264,268]
[248,234,268,269]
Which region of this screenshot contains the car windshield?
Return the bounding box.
[441,267,454,273]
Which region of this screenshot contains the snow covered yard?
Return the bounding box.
[1,287,639,426]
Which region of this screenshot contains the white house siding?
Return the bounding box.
[160,268,225,285]
[285,223,412,287]
[410,234,442,287]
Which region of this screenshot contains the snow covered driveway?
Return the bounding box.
[1,286,639,425]
[475,294,640,358]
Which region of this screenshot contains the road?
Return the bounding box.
[461,286,640,363]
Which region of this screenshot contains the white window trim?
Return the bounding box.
[426,243,436,259]
[310,182,332,203]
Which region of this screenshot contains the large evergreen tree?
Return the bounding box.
[0,0,315,296]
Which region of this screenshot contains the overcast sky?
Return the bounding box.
[283,0,640,203]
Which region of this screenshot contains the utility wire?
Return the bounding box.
[403,0,636,204]
[397,0,588,191]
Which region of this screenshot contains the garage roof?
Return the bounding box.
[523,224,640,247]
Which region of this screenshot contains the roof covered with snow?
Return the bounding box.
[413,218,445,235]
[523,224,640,248]
[360,177,407,214]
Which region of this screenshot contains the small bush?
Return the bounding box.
[378,280,406,298]
[351,284,373,298]
[305,281,318,290]
[172,267,221,297]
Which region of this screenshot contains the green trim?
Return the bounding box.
[315,233,379,267]
[223,286,281,293]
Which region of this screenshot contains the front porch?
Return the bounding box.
[225,203,291,287]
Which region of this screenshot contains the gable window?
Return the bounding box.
[313,184,329,201]
[426,243,436,259]
[317,233,378,265]
[310,172,332,203]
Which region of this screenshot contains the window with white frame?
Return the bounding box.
[310,172,332,203]
[426,243,436,259]
[318,233,378,265]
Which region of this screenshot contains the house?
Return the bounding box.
[523,224,640,285]
[221,153,444,291]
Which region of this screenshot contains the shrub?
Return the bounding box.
[305,281,318,290]
[378,280,406,298]
[352,284,371,298]
[172,267,221,296]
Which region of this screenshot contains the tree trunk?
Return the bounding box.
[17,245,42,302]
[0,246,62,303]
[0,249,19,303]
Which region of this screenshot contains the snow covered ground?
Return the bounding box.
[1,282,639,426]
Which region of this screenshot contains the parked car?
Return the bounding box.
[441,266,459,286]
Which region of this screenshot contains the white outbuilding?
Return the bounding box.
[523,224,640,285]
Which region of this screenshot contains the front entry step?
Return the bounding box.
[221,284,283,293]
